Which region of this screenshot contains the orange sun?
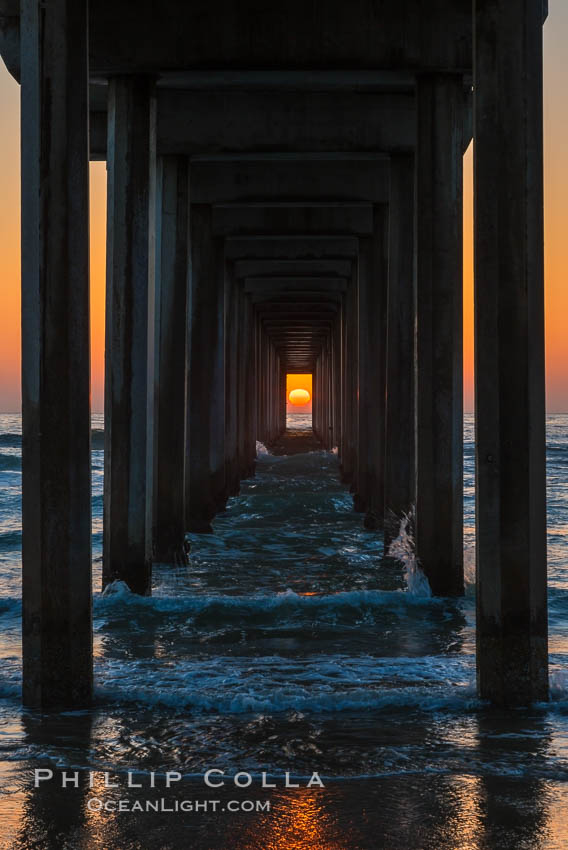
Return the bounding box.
[288,388,311,406]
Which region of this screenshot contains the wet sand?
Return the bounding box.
[2,768,568,850]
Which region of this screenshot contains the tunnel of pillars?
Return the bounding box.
[13,1,548,710]
[179,239,389,553]
[183,252,375,537]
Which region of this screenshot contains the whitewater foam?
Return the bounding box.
[95,584,443,621]
[387,510,432,598]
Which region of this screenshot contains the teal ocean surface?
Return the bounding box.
[1,412,568,848]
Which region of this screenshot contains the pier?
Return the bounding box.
[0,0,549,709]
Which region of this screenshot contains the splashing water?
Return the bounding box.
[387,509,432,598]
[101,579,134,598]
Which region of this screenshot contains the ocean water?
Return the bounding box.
[1,412,568,848]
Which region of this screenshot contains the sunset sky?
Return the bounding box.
[287,374,313,414]
[1,6,567,413]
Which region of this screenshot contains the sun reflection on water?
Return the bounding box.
[233,790,348,850]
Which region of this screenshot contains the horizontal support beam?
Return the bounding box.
[225,235,359,260]
[234,258,353,278]
[251,292,343,304]
[84,5,472,76]
[269,331,329,342]
[213,203,373,236]
[262,320,333,327]
[256,309,339,319]
[246,281,348,295]
[245,275,349,287]
[191,158,389,204]
[268,331,330,338]
[90,89,415,157]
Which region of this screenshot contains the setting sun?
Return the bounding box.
[286,374,313,413]
[289,388,311,406]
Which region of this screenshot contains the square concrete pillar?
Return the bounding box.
[236,284,249,476]
[474,0,548,705]
[384,154,416,544]
[186,205,225,531]
[245,296,259,469]
[415,73,464,596]
[357,205,388,526]
[340,274,358,486]
[20,0,92,708]
[153,156,190,564]
[103,76,156,595]
[224,272,240,496]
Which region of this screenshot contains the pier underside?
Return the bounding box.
[0,0,549,708]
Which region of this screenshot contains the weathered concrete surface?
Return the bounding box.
[236,285,249,480]
[0,1,474,84]
[153,156,190,564]
[360,206,389,529]
[103,76,156,595]
[234,259,353,280]
[20,0,92,709]
[414,74,464,597]
[225,236,359,262]
[89,90,416,159]
[384,154,415,544]
[190,157,390,205]
[186,206,225,532]
[474,0,548,706]
[213,203,373,238]
[340,270,359,487]
[224,274,241,498]
[86,1,473,74]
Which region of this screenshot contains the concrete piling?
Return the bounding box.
[20,0,93,709]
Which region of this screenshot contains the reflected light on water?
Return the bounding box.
[445,775,483,850]
[0,762,26,849]
[83,770,116,850]
[234,790,347,850]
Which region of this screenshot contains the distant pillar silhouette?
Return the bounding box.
[20,0,92,708]
[245,296,259,468]
[339,295,348,467]
[324,342,332,448]
[384,154,416,545]
[236,284,249,477]
[103,76,156,595]
[153,156,190,564]
[341,275,357,485]
[279,368,286,436]
[415,74,464,596]
[474,0,548,705]
[331,318,341,448]
[313,359,320,438]
[268,347,278,442]
[354,242,370,510]
[257,327,267,444]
